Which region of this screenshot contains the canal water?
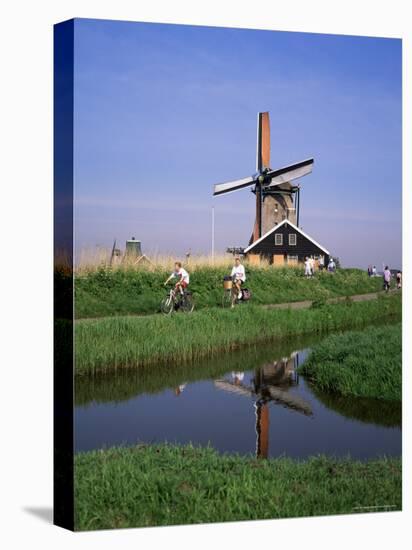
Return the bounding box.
[75,335,401,459]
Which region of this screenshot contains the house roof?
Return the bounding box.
[244,219,330,255]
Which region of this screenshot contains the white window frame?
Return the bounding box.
[275,233,283,246]
[289,233,297,246]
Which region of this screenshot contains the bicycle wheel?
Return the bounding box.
[222,289,233,308]
[160,294,174,315]
[181,293,194,313]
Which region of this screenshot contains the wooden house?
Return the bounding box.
[243,219,329,267]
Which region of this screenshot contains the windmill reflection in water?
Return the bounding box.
[214,352,313,459]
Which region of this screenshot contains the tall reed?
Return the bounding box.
[74,293,401,375]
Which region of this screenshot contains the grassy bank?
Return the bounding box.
[75,266,382,318]
[74,444,401,530]
[300,324,401,401]
[75,293,401,375]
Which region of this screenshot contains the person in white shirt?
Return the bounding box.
[164,261,190,294]
[304,257,311,278]
[231,257,246,301]
[396,271,402,289]
[383,266,391,292]
[309,256,315,276]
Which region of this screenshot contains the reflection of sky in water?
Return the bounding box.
[75,348,401,460]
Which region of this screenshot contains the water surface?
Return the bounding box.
[75,336,401,459]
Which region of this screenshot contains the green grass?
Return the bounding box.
[74,444,402,530]
[74,293,401,375]
[300,324,402,401]
[75,266,383,318]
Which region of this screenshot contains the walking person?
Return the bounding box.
[304,257,311,278]
[319,255,325,271]
[396,271,402,289]
[309,256,315,276]
[383,266,391,292]
[367,265,372,277]
[327,257,336,273]
[372,265,377,277]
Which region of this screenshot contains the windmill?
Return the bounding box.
[214,352,312,459]
[213,112,314,244]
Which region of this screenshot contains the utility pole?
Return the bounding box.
[211,206,215,262]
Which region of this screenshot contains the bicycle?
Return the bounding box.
[222,277,251,308]
[160,285,195,315]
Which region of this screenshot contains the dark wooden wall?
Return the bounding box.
[247,223,329,264]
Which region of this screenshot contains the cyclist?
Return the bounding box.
[231,257,246,303]
[164,261,190,295]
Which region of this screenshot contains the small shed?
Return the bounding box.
[244,219,329,267]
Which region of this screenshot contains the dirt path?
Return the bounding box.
[263,291,383,311]
[77,290,395,322]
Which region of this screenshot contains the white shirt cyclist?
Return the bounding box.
[231,264,246,282]
[173,267,190,284]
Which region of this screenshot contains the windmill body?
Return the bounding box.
[259,183,296,236]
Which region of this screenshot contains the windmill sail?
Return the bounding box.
[266,158,314,188]
[214,379,313,416]
[256,111,271,172]
[213,175,256,196]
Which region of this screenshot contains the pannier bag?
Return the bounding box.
[241,288,251,301]
[223,275,233,290]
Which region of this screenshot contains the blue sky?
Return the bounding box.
[73,19,402,268]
